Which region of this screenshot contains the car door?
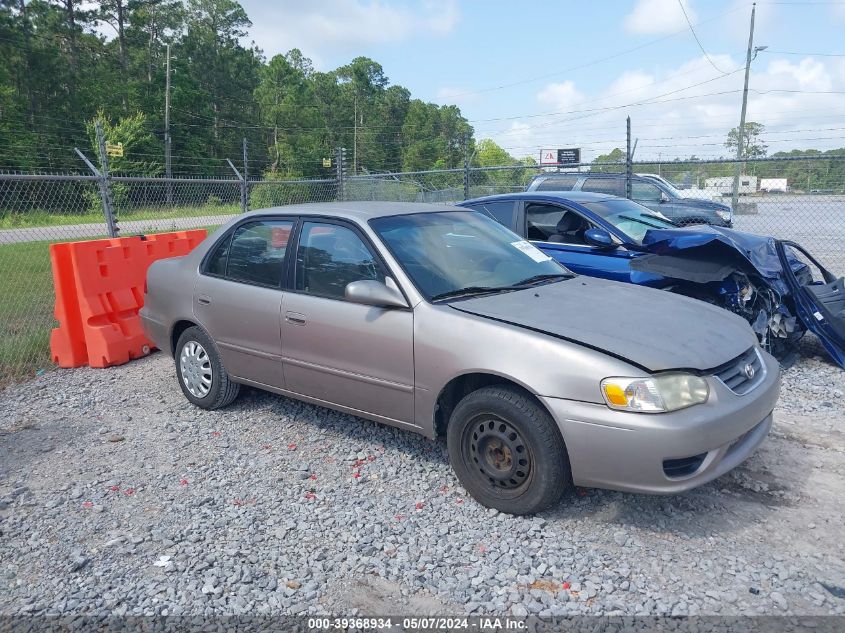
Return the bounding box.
[280,219,415,424]
[193,218,294,388]
[521,201,635,283]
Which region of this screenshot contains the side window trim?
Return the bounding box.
[199,215,298,290]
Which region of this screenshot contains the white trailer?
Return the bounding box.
[704,175,758,196]
[760,178,787,192]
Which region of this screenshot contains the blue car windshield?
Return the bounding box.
[371,210,572,302]
[581,199,676,244]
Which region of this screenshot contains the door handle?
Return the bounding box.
[197,294,211,305]
[285,311,306,325]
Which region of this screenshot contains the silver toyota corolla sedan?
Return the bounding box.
[140,202,780,515]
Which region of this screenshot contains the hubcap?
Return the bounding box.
[179,340,212,398]
[467,418,531,490]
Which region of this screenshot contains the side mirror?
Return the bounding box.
[660,192,670,203]
[584,227,617,249]
[345,279,408,309]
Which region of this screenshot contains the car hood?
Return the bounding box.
[636,225,803,294]
[669,197,730,210]
[449,277,756,372]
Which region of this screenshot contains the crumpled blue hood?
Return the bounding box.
[639,225,800,294]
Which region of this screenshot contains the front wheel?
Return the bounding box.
[446,385,571,515]
[175,326,241,409]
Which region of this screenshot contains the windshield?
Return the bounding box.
[581,199,676,244]
[371,210,572,301]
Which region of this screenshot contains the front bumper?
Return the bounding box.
[541,349,780,494]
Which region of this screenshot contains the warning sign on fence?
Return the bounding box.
[106,142,124,157]
[540,148,581,166]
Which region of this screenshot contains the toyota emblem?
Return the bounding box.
[743,363,755,380]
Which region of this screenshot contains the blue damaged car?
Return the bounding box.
[458,192,845,369]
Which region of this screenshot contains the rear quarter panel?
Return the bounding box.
[142,241,210,355]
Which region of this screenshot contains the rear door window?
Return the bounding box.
[534,175,579,191]
[203,219,293,287]
[581,177,624,196]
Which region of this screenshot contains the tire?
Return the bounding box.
[175,326,240,410]
[446,385,571,515]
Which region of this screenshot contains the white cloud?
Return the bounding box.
[481,53,845,162]
[537,81,586,110]
[624,0,694,35]
[242,0,460,66]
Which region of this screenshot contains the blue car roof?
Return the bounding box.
[461,191,618,205]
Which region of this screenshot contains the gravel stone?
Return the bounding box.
[0,340,842,617]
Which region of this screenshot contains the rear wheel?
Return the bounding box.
[446,385,571,515]
[175,326,240,409]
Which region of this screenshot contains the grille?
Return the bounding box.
[712,347,765,395]
[663,453,707,478]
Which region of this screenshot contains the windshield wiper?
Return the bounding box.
[431,274,574,302]
[511,273,574,287]
[430,286,514,302]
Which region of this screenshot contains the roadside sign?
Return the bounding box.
[557,148,580,165]
[106,142,124,157]
[540,149,558,165]
[539,148,581,166]
[322,158,332,168]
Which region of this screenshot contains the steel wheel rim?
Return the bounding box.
[179,340,212,398]
[464,415,532,494]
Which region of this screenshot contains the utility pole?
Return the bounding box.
[731,3,756,211]
[164,43,173,205]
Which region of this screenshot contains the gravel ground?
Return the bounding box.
[0,337,843,618]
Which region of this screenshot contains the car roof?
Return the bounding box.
[240,200,459,222]
[532,171,627,180]
[462,191,620,205]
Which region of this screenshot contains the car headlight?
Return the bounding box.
[715,208,732,222]
[601,374,710,413]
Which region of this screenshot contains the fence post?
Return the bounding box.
[75,131,118,237]
[463,132,470,200]
[226,158,246,214]
[335,147,346,202]
[242,138,250,211]
[625,116,633,200]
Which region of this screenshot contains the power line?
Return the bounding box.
[676,0,730,74]
[761,50,845,56]
[439,3,748,99]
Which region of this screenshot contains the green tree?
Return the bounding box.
[725,122,767,158]
[591,148,625,172]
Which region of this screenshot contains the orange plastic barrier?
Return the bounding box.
[50,230,207,369]
[50,243,89,368]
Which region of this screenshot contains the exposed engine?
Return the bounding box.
[715,272,801,360]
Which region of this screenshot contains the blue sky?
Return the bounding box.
[240,0,845,161]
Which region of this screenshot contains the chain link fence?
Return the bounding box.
[1,155,843,384]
